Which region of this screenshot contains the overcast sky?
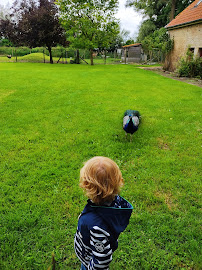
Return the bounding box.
[0,0,143,38]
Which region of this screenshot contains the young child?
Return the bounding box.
[74,156,133,270]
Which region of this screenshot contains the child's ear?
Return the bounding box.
[121,178,124,185]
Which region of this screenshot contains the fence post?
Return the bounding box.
[43,48,45,63]
[124,48,127,64]
[104,49,107,64]
[65,50,67,64]
[15,48,17,62]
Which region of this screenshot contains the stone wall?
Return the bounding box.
[167,23,202,70]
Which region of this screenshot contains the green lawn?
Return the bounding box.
[0,63,201,270]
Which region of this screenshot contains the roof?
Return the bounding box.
[122,43,141,48]
[165,0,202,29]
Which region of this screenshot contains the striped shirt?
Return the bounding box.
[74,226,112,269]
[74,196,133,270]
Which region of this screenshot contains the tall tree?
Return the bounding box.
[57,0,119,65]
[136,19,156,42]
[141,27,174,56]
[0,0,67,63]
[127,0,194,40]
[170,0,177,21]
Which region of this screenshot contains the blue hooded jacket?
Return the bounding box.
[74,195,133,270]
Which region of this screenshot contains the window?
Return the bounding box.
[198,48,202,57]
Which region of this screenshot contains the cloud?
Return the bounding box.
[1,0,143,38]
[116,0,143,37]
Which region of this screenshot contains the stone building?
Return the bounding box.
[121,43,146,63]
[165,0,202,70]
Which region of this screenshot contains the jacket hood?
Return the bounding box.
[82,196,133,236]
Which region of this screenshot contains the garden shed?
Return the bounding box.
[165,0,202,70]
[121,43,146,63]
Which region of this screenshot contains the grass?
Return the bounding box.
[0,63,201,270]
[0,53,66,63]
[0,53,121,64]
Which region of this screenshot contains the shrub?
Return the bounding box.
[178,49,202,79]
[0,46,31,56]
[141,28,174,62]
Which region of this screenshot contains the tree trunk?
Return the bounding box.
[43,48,45,63]
[104,49,107,64]
[75,49,80,64]
[65,50,67,64]
[149,50,152,63]
[48,46,53,64]
[124,48,127,64]
[163,51,172,71]
[15,48,17,62]
[170,0,177,21]
[90,48,94,65]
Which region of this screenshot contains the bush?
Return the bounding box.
[0,38,13,47]
[0,46,31,56]
[0,46,70,57]
[178,49,202,79]
[0,46,13,56]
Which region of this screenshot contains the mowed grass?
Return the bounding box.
[0,63,201,270]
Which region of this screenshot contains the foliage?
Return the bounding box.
[0,46,29,56]
[0,17,20,46]
[127,0,170,28]
[0,0,67,64]
[178,49,202,79]
[108,28,135,50]
[136,20,156,42]
[0,38,12,47]
[141,27,173,60]
[127,0,194,41]
[0,63,201,270]
[0,46,76,58]
[127,0,194,26]
[57,0,119,65]
[107,34,124,51]
[125,39,135,45]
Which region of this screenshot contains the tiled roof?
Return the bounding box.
[122,43,141,48]
[166,0,202,29]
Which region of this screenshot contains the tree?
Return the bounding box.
[0,4,12,46]
[0,17,21,46]
[127,0,194,26]
[170,0,177,21]
[0,0,67,63]
[106,28,127,52]
[0,38,13,46]
[141,27,174,63]
[57,0,119,65]
[136,19,156,42]
[127,0,194,41]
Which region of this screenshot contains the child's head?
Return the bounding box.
[80,156,123,205]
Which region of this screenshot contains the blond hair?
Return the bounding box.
[80,156,123,205]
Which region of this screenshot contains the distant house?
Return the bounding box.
[121,43,146,63]
[165,0,202,70]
